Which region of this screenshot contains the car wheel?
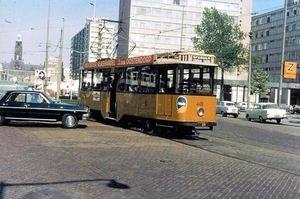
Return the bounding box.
[62,113,78,128]
[0,115,5,125]
[276,119,281,124]
[259,116,266,123]
[246,114,251,121]
[221,112,227,117]
[233,114,238,118]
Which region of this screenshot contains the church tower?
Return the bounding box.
[14,34,23,60]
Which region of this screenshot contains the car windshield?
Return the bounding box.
[225,102,235,107]
[262,104,278,109]
[41,91,56,103]
[0,91,8,100]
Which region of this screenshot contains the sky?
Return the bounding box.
[0,0,284,67]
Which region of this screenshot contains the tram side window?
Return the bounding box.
[82,70,92,90]
[140,66,156,93]
[92,70,104,90]
[125,68,138,92]
[158,68,175,93]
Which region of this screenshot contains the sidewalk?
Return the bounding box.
[238,112,300,127]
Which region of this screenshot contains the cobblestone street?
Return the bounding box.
[0,120,299,199]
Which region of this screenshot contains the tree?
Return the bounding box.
[251,69,269,96]
[192,8,248,100]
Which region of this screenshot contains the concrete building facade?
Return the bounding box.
[251,0,300,105]
[70,18,115,80]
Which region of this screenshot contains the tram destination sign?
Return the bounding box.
[84,55,154,69]
[192,55,211,63]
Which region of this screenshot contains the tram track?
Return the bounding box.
[171,133,300,176]
[168,119,300,177]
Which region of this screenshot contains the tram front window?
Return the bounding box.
[177,66,213,94]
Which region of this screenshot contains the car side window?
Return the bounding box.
[27,93,48,104]
[27,93,40,103]
[5,93,25,103]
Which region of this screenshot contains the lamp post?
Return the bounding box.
[56,18,64,101]
[180,5,185,51]
[44,0,50,92]
[278,0,288,106]
[247,31,253,109]
[90,0,96,19]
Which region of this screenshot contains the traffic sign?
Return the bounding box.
[283,61,297,79]
[38,71,46,80]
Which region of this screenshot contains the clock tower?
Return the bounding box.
[14,33,23,61]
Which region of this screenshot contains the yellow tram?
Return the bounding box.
[79,51,218,135]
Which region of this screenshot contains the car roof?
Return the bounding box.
[5,90,43,94]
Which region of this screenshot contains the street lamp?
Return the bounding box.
[90,0,96,19]
[56,18,64,101]
[247,31,253,109]
[44,0,50,92]
[278,0,288,107]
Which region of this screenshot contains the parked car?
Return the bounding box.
[245,103,287,124]
[216,101,239,118]
[290,106,300,115]
[0,90,90,128]
[237,102,253,111]
[279,104,291,112]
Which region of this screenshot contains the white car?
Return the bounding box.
[245,103,287,124]
[216,101,239,118]
[237,102,253,111]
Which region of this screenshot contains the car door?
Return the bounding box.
[3,92,28,119]
[25,93,54,120]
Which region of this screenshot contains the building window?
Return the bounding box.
[174,0,180,5]
[260,31,264,37]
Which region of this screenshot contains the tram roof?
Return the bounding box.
[83,51,218,70]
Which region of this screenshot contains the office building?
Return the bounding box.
[251,0,300,105]
[70,18,115,80]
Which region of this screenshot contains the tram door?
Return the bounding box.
[109,73,118,116]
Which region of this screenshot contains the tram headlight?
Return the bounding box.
[197,108,204,117]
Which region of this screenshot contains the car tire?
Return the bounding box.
[246,114,251,121]
[259,116,266,123]
[233,114,238,118]
[221,112,227,117]
[0,115,5,125]
[62,113,78,128]
[276,119,281,124]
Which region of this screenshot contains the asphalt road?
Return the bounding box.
[0,116,299,199]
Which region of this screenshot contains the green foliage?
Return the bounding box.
[251,69,269,95]
[192,7,247,71]
[192,7,248,100]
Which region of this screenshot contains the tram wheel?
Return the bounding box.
[143,120,156,135]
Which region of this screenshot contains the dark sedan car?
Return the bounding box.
[0,90,90,128]
[291,107,300,115]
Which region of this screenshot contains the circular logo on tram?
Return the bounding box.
[177,96,188,113]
